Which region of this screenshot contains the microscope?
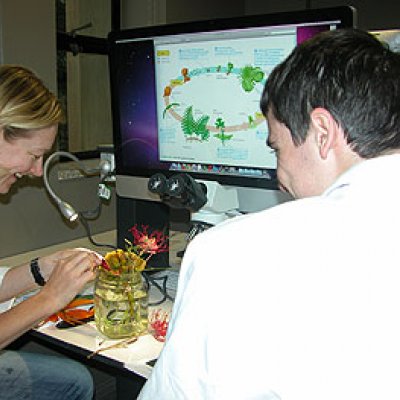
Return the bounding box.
[148,172,239,241]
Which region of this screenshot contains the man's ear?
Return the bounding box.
[309,107,340,160]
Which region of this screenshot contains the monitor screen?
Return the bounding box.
[109,6,356,201]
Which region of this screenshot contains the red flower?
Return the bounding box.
[149,309,170,342]
[100,259,111,271]
[129,225,169,257]
[98,225,169,274]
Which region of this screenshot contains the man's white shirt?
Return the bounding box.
[139,154,400,400]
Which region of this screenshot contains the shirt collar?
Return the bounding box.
[322,153,400,198]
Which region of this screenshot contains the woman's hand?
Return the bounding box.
[38,248,102,279]
[38,248,102,312]
[0,248,103,349]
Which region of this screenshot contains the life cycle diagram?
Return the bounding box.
[162,63,266,145]
[155,34,293,167]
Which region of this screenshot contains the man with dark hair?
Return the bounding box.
[139,29,400,399]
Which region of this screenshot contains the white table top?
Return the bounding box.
[35,284,174,379]
[5,229,186,379]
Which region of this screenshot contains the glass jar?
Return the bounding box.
[94,269,148,339]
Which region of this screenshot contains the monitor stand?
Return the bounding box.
[116,195,170,268]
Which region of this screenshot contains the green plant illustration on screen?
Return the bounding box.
[163,102,180,118]
[181,106,210,141]
[248,115,255,128]
[240,65,264,92]
[215,117,225,131]
[226,62,234,75]
[214,131,233,144]
[214,117,233,144]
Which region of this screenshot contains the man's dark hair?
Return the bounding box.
[260,28,400,157]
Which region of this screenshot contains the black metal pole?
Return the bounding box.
[111,0,121,31]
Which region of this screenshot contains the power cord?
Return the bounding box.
[143,272,176,305]
[79,211,117,250]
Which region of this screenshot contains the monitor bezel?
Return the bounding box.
[108,6,356,190]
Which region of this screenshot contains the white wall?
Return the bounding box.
[245,0,400,30]
[121,0,400,31]
[0,0,116,259]
[0,0,57,92]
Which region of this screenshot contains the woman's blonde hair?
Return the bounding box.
[0,64,64,141]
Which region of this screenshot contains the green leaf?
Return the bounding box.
[181,106,196,135]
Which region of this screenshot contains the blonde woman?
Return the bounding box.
[0,65,101,400]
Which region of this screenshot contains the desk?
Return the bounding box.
[2,230,186,398]
[33,284,173,378]
[29,284,173,399]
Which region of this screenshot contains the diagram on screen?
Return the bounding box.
[162,63,266,145]
[155,34,294,168]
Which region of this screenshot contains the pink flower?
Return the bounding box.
[98,225,169,274]
[129,225,169,257]
[149,309,170,342]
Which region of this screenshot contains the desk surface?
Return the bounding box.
[5,230,186,379]
[33,285,173,379]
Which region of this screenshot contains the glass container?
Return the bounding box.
[94,269,148,339]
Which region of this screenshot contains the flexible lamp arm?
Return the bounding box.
[43,151,109,222]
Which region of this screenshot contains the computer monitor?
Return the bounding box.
[370,29,400,53]
[108,6,356,213]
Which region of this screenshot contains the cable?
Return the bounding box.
[79,212,117,250]
[143,271,175,305]
[79,191,103,220]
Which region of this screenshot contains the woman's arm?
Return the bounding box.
[0,248,101,301]
[0,249,101,349]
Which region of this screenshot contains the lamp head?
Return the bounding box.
[57,199,79,222]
